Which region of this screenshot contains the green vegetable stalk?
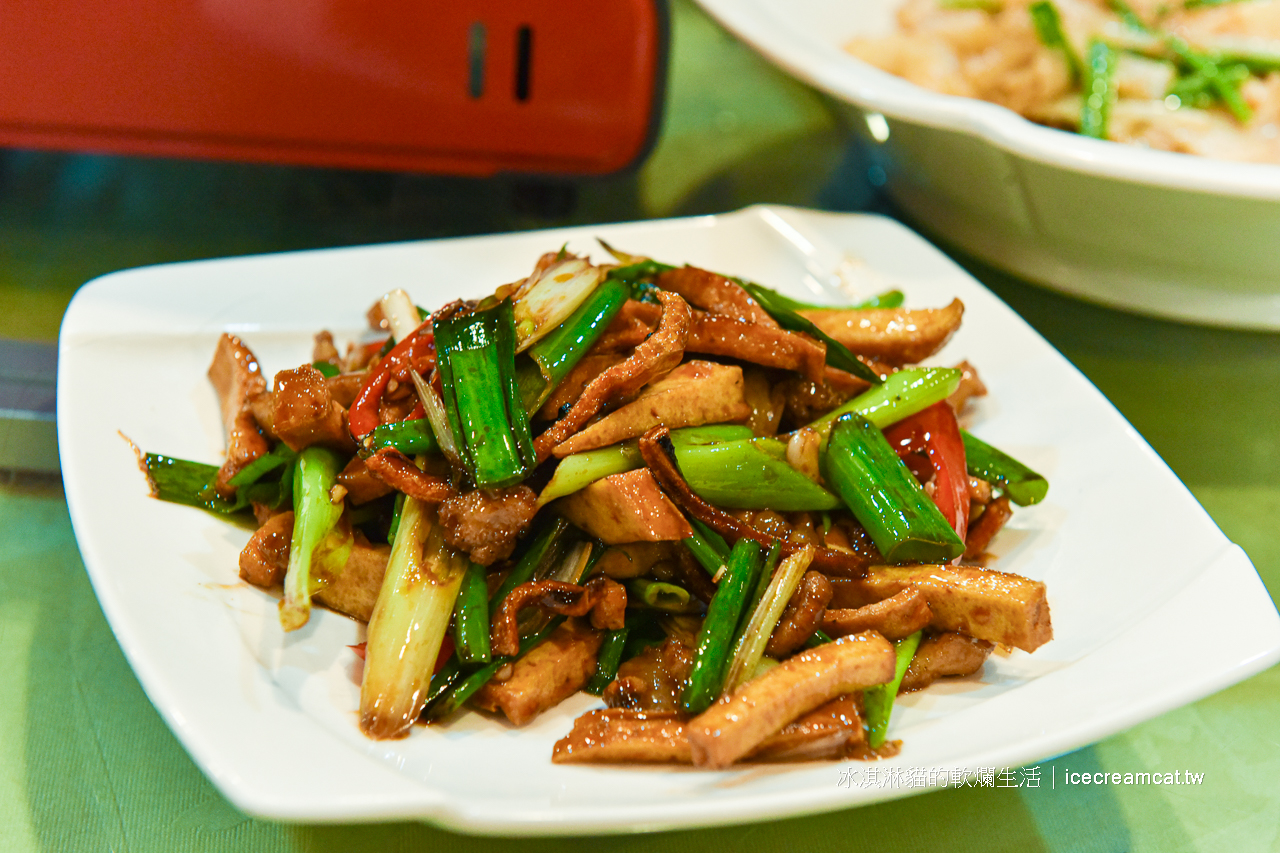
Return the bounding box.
[520,275,629,413]
[736,280,883,385]
[628,578,697,612]
[435,300,536,489]
[1081,39,1117,139]
[452,561,492,665]
[538,424,839,511]
[823,413,965,564]
[961,431,1049,506]
[683,518,730,577]
[1030,0,1083,82]
[278,446,346,632]
[424,618,564,720]
[360,502,466,739]
[363,418,439,457]
[681,538,763,715]
[806,366,963,444]
[585,619,637,695]
[673,436,842,511]
[1108,0,1252,122]
[140,443,295,515]
[723,542,803,693]
[864,631,923,749]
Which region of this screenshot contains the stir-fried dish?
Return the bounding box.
[137,245,1051,768]
[848,0,1280,162]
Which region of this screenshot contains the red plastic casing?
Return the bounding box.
[0,1,667,175]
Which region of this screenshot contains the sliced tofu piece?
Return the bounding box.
[556,468,693,543]
[314,534,390,623]
[860,563,1052,653]
[471,619,603,726]
[685,632,895,769]
[552,360,751,457]
[799,299,963,365]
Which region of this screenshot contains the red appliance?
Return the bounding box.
[0,1,667,176]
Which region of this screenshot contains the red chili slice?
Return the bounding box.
[348,324,436,438]
[883,402,970,541]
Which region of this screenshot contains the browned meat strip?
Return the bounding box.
[672,547,719,604]
[741,367,787,437]
[438,485,539,566]
[238,514,389,622]
[799,299,964,365]
[536,352,627,420]
[821,519,885,566]
[603,637,694,713]
[964,495,1013,560]
[336,455,394,505]
[591,299,662,352]
[745,694,866,762]
[551,361,752,457]
[533,290,690,460]
[471,619,603,726]
[685,632,896,768]
[239,510,293,587]
[271,364,357,453]
[207,333,270,496]
[687,310,827,384]
[899,632,993,693]
[591,542,676,580]
[655,266,778,326]
[824,363,882,394]
[362,447,457,503]
[312,330,341,366]
[553,695,866,765]
[552,709,692,764]
[638,426,872,577]
[859,563,1052,652]
[822,587,934,641]
[766,570,833,657]
[325,372,365,408]
[968,476,993,506]
[947,360,988,414]
[489,576,627,657]
[779,372,862,427]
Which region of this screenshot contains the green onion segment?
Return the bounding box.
[864,630,923,749]
[824,413,965,564]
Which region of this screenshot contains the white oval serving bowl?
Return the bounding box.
[696,0,1280,329]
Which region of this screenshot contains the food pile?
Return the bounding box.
[138,246,1051,768]
[848,0,1280,162]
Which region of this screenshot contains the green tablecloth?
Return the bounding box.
[3,2,1278,850]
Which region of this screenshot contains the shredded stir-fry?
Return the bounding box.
[848,0,1280,162]
[139,246,1052,767]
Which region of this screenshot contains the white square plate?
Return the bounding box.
[58,206,1280,834]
